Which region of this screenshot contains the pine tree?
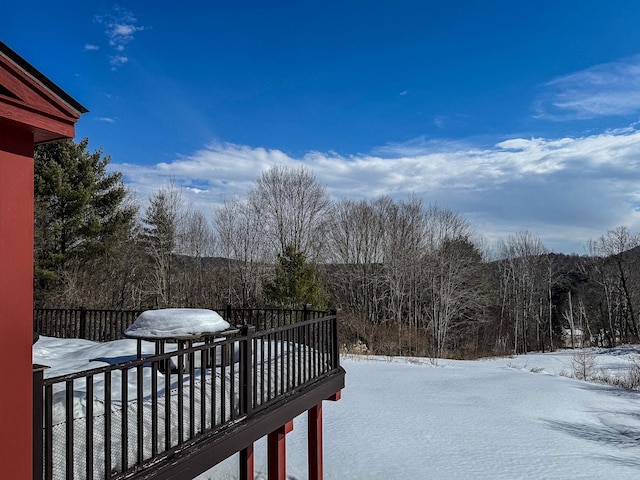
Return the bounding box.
[34,138,136,304]
[263,244,328,310]
[140,184,184,307]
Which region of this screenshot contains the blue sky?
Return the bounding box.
[5,1,640,253]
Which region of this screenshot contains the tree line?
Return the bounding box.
[34,139,640,358]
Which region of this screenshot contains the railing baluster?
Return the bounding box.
[65,380,74,479]
[211,343,217,427]
[287,329,292,390]
[200,348,207,433]
[267,334,272,401]
[151,359,158,458]
[86,375,94,480]
[137,361,144,465]
[121,368,128,472]
[279,330,285,395]
[230,342,236,420]
[177,344,184,444]
[164,350,171,451]
[44,384,53,479]
[240,326,255,417]
[32,366,45,480]
[296,324,302,387]
[252,336,258,411]
[189,347,195,439]
[104,371,112,478]
[313,322,317,377]
[260,337,266,405]
[220,343,227,422]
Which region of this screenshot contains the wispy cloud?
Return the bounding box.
[99,117,116,123]
[109,55,128,69]
[534,55,640,120]
[83,44,99,51]
[94,6,146,69]
[113,130,640,253]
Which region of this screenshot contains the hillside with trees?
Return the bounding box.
[34,139,640,358]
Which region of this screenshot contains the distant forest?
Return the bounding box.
[34,139,640,359]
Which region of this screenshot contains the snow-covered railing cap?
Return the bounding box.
[123,308,231,339]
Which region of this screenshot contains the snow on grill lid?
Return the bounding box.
[124,308,230,338]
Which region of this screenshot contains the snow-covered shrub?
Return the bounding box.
[604,356,640,390]
[571,349,597,380]
[342,340,369,355]
[578,353,640,391]
[626,356,640,389]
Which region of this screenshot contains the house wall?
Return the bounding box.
[0,124,34,478]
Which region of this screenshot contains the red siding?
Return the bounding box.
[0,125,34,478]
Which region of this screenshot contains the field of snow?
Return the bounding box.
[34,338,640,479]
[201,347,640,480]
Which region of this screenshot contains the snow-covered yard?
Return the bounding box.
[203,348,640,480]
[34,339,640,479]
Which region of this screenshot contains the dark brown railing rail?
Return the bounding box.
[34,306,327,342]
[33,310,340,480]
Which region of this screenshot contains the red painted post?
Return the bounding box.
[0,126,35,479]
[0,41,85,480]
[328,391,341,402]
[239,443,254,480]
[308,403,323,480]
[267,421,294,480]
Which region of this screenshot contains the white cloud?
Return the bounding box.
[113,131,640,254]
[83,44,99,51]
[98,117,116,123]
[535,55,640,120]
[110,55,128,68]
[94,6,146,69]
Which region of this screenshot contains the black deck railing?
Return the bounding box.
[33,306,327,342]
[33,310,341,480]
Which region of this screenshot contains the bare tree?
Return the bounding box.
[213,198,269,306]
[381,197,425,355]
[588,226,640,341]
[496,230,548,354]
[327,198,487,358]
[421,205,487,360]
[174,208,216,306]
[249,166,331,259]
[326,197,390,352]
[562,290,577,348]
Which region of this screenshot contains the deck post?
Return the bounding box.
[308,392,342,480]
[0,42,86,480]
[307,403,323,480]
[267,420,294,480]
[0,127,35,479]
[330,310,340,370]
[32,364,48,480]
[239,443,254,480]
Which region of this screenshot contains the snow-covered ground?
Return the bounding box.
[203,348,640,480]
[34,340,640,479]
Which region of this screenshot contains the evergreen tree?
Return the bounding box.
[140,184,184,307]
[34,138,136,303]
[263,244,328,310]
